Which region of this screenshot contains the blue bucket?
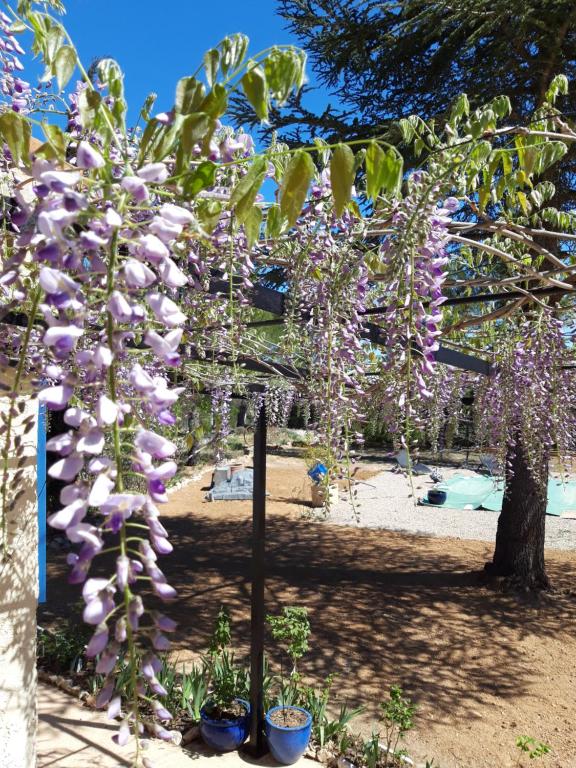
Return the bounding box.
[307,462,327,484]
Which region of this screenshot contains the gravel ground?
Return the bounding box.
[327,465,576,550]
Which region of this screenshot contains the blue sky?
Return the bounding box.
[36,0,329,126]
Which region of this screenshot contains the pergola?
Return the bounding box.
[203,262,574,751]
[6,142,576,755]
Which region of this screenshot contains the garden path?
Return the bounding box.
[38,682,314,768]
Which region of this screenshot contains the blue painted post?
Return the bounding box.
[37,402,46,604]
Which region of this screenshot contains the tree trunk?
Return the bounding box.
[485,441,550,590]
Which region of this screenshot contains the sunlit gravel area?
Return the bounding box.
[327,465,576,550]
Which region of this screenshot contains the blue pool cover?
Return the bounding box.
[422,474,576,517]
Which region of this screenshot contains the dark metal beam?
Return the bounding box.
[210,280,491,376]
[186,347,304,380]
[435,345,492,376]
[361,284,571,312]
[210,278,286,315]
[248,402,267,755]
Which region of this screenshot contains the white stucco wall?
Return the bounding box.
[0,378,38,768]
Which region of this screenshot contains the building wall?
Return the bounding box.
[0,375,38,768]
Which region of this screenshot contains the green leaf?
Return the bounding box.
[263,48,306,105]
[266,204,285,239]
[175,76,205,115]
[491,95,511,119]
[45,24,64,64]
[366,141,385,200]
[97,58,124,99]
[52,45,76,90]
[140,92,157,122]
[0,111,31,167]
[137,119,162,165]
[219,34,249,77]
[449,92,470,124]
[313,137,330,168]
[181,160,217,199]
[241,65,269,122]
[517,190,529,216]
[139,115,184,164]
[37,122,67,162]
[78,89,101,130]
[196,199,223,233]
[545,74,569,104]
[383,150,403,195]
[8,21,27,34]
[280,149,315,228]
[330,144,355,216]
[152,115,186,161]
[243,205,263,248]
[204,49,220,88]
[478,182,490,214]
[367,145,403,198]
[534,141,568,176]
[201,84,227,119]
[229,155,268,224]
[398,118,416,144]
[353,148,366,173]
[497,149,512,176]
[181,112,212,156]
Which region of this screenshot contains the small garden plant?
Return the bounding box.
[38,606,419,766]
[515,735,551,763]
[380,685,417,761]
[267,606,311,723]
[37,623,90,674]
[338,686,417,768]
[203,606,249,719]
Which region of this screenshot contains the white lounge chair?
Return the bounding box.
[479,454,502,477]
[394,449,432,476]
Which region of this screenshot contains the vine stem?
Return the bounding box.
[0,284,41,557]
[105,227,141,766]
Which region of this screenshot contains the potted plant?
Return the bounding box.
[306,454,339,509]
[199,607,250,752]
[265,607,313,764]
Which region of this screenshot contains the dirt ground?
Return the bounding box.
[40,455,576,768]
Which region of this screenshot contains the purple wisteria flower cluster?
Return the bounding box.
[278,168,370,469]
[0,21,309,757]
[0,12,29,113]
[475,314,576,489]
[375,172,455,448]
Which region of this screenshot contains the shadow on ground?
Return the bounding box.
[41,502,576,735]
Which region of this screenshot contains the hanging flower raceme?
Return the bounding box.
[0,11,30,113]
[374,172,454,449]
[25,146,190,745]
[278,169,370,470]
[475,314,576,488]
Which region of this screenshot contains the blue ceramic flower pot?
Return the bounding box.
[200,698,250,752]
[265,705,312,765]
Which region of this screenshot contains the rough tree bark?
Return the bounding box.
[485,441,550,590]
